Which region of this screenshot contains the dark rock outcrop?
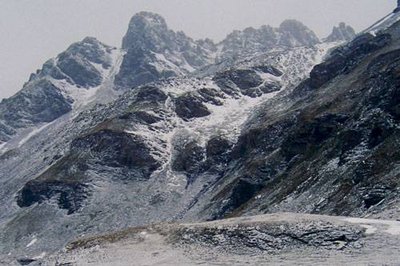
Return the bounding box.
[30,37,114,88]
[309,33,392,89]
[17,179,88,215]
[71,130,160,176]
[213,69,281,97]
[174,93,211,120]
[172,140,206,183]
[0,79,72,130]
[16,129,161,214]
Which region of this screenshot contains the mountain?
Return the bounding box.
[219,19,320,62]
[2,7,399,265]
[324,22,356,42]
[0,37,117,143]
[114,12,322,90]
[198,25,400,220]
[0,11,323,146]
[114,12,216,90]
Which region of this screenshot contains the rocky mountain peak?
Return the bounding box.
[0,36,117,142]
[116,12,216,90]
[129,11,168,30]
[61,36,113,67]
[28,36,115,89]
[324,22,356,42]
[278,19,320,46]
[218,19,319,63]
[121,11,172,51]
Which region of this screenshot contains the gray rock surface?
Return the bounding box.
[32,213,400,266]
[0,79,72,141]
[219,19,320,63]
[115,12,216,90]
[0,37,114,142]
[115,12,322,91]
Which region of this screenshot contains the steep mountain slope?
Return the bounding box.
[0,37,117,143]
[194,16,400,221]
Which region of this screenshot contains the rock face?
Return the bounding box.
[309,33,391,89]
[30,37,114,88]
[0,37,114,142]
[199,24,400,220]
[16,129,161,214]
[114,12,216,90]
[114,12,322,91]
[174,94,211,120]
[213,68,282,97]
[0,79,72,141]
[324,23,356,42]
[219,20,320,62]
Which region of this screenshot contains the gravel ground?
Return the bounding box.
[7,213,396,266]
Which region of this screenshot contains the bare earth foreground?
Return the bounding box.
[21,213,398,265]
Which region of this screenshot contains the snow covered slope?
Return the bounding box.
[0,23,335,263]
[6,9,399,265]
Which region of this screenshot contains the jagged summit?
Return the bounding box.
[218,19,320,62]
[0,12,355,143]
[130,11,167,27]
[116,12,216,90]
[324,22,356,42]
[278,19,320,46]
[30,36,114,86]
[0,36,117,142]
[122,11,171,50]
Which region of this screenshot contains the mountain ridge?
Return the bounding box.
[0,12,347,145]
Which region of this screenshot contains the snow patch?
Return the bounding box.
[152,52,187,75]
[190,90,279,144]
[0,142,7,154]
[33,252,46,260]
[26,238,37,248]
[345,217,400,236]
[19,123,52,147]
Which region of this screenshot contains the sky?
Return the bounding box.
[0,0,395,100]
